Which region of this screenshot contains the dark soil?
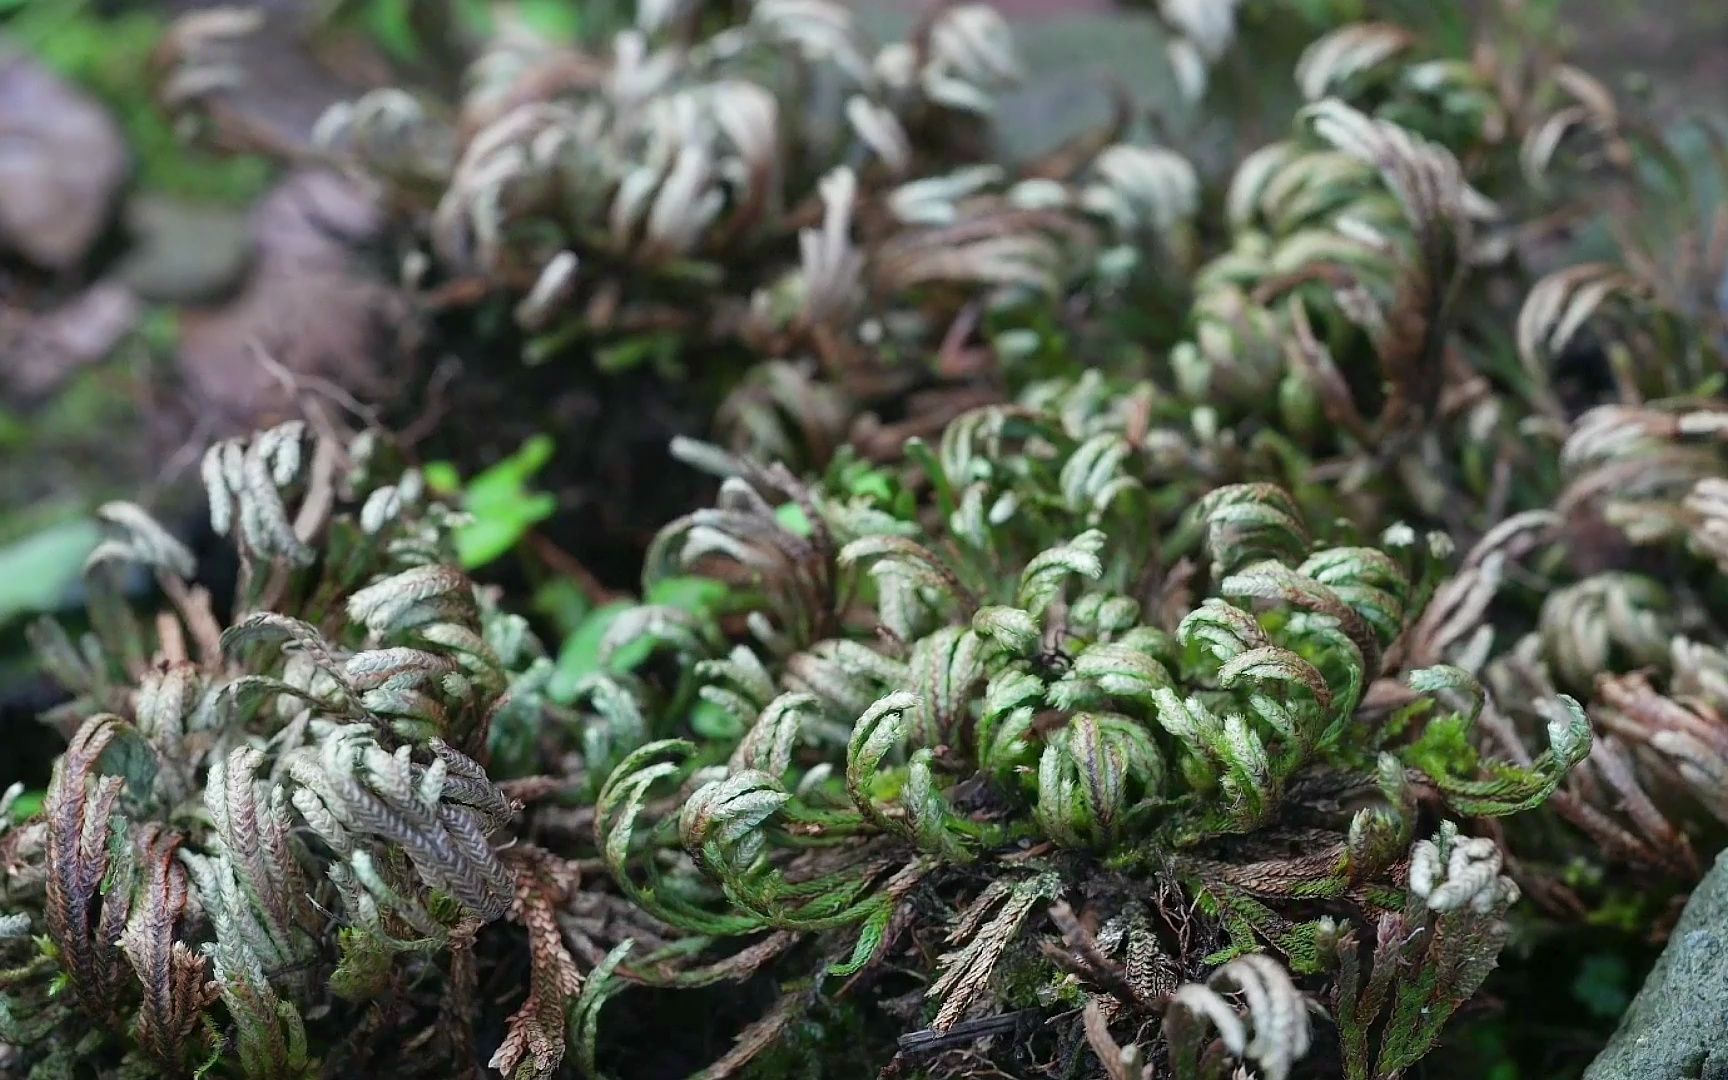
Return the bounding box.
[404,302,725,591]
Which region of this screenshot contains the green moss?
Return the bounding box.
[996,947,1078,1012]
[740,998,876,1080]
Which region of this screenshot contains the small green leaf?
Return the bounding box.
[453,0,494,37]
[1404,711,1476,779]
[596,332,679,373]
[775,502,813,536]
[827,900,892,976]
[551,601,639,697]
[6,790,44,822]
[446,436,558,567]
[422,461,462,495]
[1570,952,1631,1020]
[455,499,553,568]
[465,435,555,510]
[533,578,594,636]
[839,466,895,505]
[691,699,744,740]
[646,575,731,616]
[548,588,721,695]
[363,0,421,61]
[517,0,583,39]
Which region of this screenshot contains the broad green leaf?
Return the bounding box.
[0,518,98,624]
[6,790,44,822]
[517,0,582,39]
[551,601,638,697]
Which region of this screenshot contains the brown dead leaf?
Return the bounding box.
[155,7,359,159]
[0,282,139,403]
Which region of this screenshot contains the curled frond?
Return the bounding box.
[1165,954,1314,1080]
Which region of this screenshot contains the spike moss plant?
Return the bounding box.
[1,423,588,1079]
[0,402,1595,1080]
[10,2,1728,1079]
[545,405,1590,1079]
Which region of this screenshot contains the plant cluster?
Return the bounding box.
[2,424,583,1078]
[167,0,1202,466]
[7,2,1728,1079]
[554,411,1589,1078]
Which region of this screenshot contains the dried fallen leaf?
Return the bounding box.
[0,283,139,403]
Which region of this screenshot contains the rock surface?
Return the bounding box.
[115,197,254,305]
[176,170,407,432]
[1586,850,1728,1080]
[0,50,128,269]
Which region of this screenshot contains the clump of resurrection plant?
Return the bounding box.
[0,423,592,1079]
[7,2,1728,1079]
[522,390,1596,1078]
[530,10,1727,1079]
[162,0,1203,467]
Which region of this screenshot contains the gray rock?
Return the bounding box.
[114,197,254,305]
[849,6,1181,165]
[0,49,128,269]
[176,170,404,433]
[1586,850,1728,1080]
[991,14,1179,164]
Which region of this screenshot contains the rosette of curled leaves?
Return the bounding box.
[1370,137,1728,914]
[1,422,586,1080]
[1157,17,1639,531]
[565,402,1589,1077]
[1454,397,1728,910]
[218,0,1201,467]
